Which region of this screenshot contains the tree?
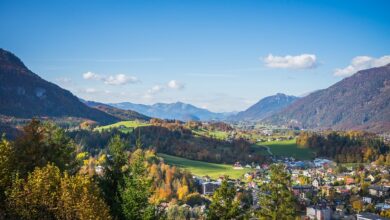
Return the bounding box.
[6,164,111,220]
[0,136,15,217]
[99,135,129,218]
[207,177,241,220]
[257,164,296,220]
[120,149,155,220]
[13,120,76,177]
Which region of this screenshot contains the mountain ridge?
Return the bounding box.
[232,93,299,121]
[109,101,235,121]
[0,48,119,125]
[263,64,390,133]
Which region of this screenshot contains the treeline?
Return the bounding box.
[0,119,201,219]
[68,123,266,164]
[296,131,389,163]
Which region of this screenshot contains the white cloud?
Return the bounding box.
[103,74,138,85]
[83,71,101,80]
[82,72,138,85]
[147,85,165,95]
[144,80,185,98]
[263,54,318,69]
[167,80,184,89]
[334,55,390,77]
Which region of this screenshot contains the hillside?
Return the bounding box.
[109,101,234,121]
[233,93,299,121]
[0,49,118,125]
[83,100,150,121]
[264,64,390,133]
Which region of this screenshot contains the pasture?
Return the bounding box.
[158,153,251,179]
[94,120,150,133]
[255,139,315,160]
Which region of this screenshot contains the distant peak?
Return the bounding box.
[0,48,27,68]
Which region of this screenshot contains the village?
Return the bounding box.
[196,157,390,220]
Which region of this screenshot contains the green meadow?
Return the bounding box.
[94,120,150,133]
[255,139,315,160]
[158,153,251,179]
[191,129,229,140]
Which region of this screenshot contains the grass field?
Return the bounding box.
[158,153,251,179]
[255,139,315,160]
[191,129,229,140]
[94,120,150,133]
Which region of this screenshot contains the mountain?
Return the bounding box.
[83,100,150,121]
[0,49,118,125]
[233,93,299,121]
[264,64,390,133]
[109,101,233,121]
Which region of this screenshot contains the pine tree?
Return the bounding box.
[120,149,155,220]
[256,164,296,220]
[207,177,241,220]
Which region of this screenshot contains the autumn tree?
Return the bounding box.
[0,137,14,213]
[207,177,241,220]
[6,164,111,220]
[257,164,296,220]
[13,119,76,177]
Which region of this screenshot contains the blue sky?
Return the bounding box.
[1,0,389,112]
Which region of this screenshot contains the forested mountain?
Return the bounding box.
[233,93,299,121]
[264,64,390,133]
[109,101,234,121]
[83,100,150,121]
[0,49,119,125]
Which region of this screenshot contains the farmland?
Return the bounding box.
[94,120,150,133]
[255,139,315,160]
[191,128,229,140]
[158,153,252,179]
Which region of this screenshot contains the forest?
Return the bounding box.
[0,119,298,220]
[68,119,266,164]
[296,131,390,163]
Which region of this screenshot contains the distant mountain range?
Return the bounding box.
[109,102,235,121]
[264,64,390,133]
[232,93,299,121]
[0,48,145,125]
[83,100,150,121]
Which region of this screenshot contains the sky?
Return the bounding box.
[0,0,389,112]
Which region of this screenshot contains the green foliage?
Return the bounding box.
[0,136,13,203]
[207,177,241,220]
[13,119,76,177]
[257,164,296,220]
[296,131,389,163]
[120,149,155,220]
[99,135,129,218]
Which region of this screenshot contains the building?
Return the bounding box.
[356,212,390,220]
[312,178,321,189]
[201,181,221,195]
[306,206,331,220]
[368,186,390,197]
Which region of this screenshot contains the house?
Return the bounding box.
[292,185,314,199]
[356,212,390,220]
[233,162,243,170]
[201,181,221,195]
[312,178,321,189]
[306,206,332,220]
[362,197,372,204]
[95,165,104,175]
[368,185,390,197]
